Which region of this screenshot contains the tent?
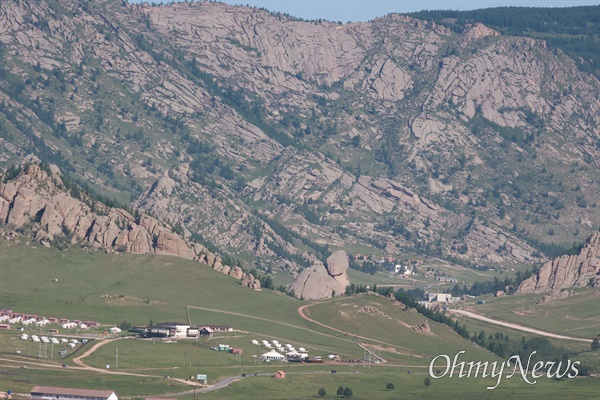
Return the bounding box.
[261,350,285,361]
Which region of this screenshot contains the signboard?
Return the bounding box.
[197,374,207,380]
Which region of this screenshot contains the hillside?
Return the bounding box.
[0,163,262,288]
[407,5,600,78]
[0,0,599,275]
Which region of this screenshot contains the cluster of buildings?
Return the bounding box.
[435,276,458,283]
[354,254,424,263]
[250,339,320,362]
[0,308,98,331]
[135,322,232,339]
[393,265,416,276]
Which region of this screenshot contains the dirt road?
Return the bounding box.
[297,303,421,358]
[448,309,592,343]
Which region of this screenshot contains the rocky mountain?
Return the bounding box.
[0,162,261,289]
[518,232,600,293]
[0,0,599,275]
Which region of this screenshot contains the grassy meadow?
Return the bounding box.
[462,289,600,339]
[1,239,599,399]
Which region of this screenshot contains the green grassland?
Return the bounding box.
[198,370,600,400]
[306,296,496,364]
[1,239,599,398]
[0,361,189,397]
[462,290,600,339]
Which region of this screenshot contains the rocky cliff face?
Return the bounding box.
[289,250,350,300]
[0,1,599,273]
[518,232,600,293]
[0,163,260,289]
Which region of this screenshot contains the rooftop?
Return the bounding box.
[31,386,115,398]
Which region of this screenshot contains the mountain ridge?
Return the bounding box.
[0,0,599,274]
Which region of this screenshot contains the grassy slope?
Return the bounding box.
[306,296,495,363]
[462,290,600,339]
[1,239,598,398]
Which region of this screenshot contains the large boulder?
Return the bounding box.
[290,250,351,300]
[326,250,349,276]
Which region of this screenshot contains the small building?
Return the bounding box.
[109,327,122,334]
[230,348,243,355]
[59,318,70,324]
[217,344,230,351]
[83,321,99,327]
[199,327,214,337]
[200,325,232,332]
[0,324,10,330]
[31,386,118,400]
[186,327,199,337]
[261,350,285,361]
[427,293,452,303]
[273,371,286,379]
[146,322,190,338]
[0,309,12,317]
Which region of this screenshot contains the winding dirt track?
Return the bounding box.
[448,309,592,343]
[297,303,421,358]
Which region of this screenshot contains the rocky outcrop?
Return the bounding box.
[289,250,350,300]
[518,232,600,293]
[412,322,432,334]
[357,305,388,317]
[538,290,574,304]
[241,273,261,290]
[0,165,260,289]
[325,250,350,290]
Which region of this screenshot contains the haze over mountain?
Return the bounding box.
[0,0,599,276]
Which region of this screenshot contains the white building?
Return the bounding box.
[31,386,118,400]
[109,327,122,334]
[261,350,285,361]
[427,293,452,303]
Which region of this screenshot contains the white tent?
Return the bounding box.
[261,350,285,361]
